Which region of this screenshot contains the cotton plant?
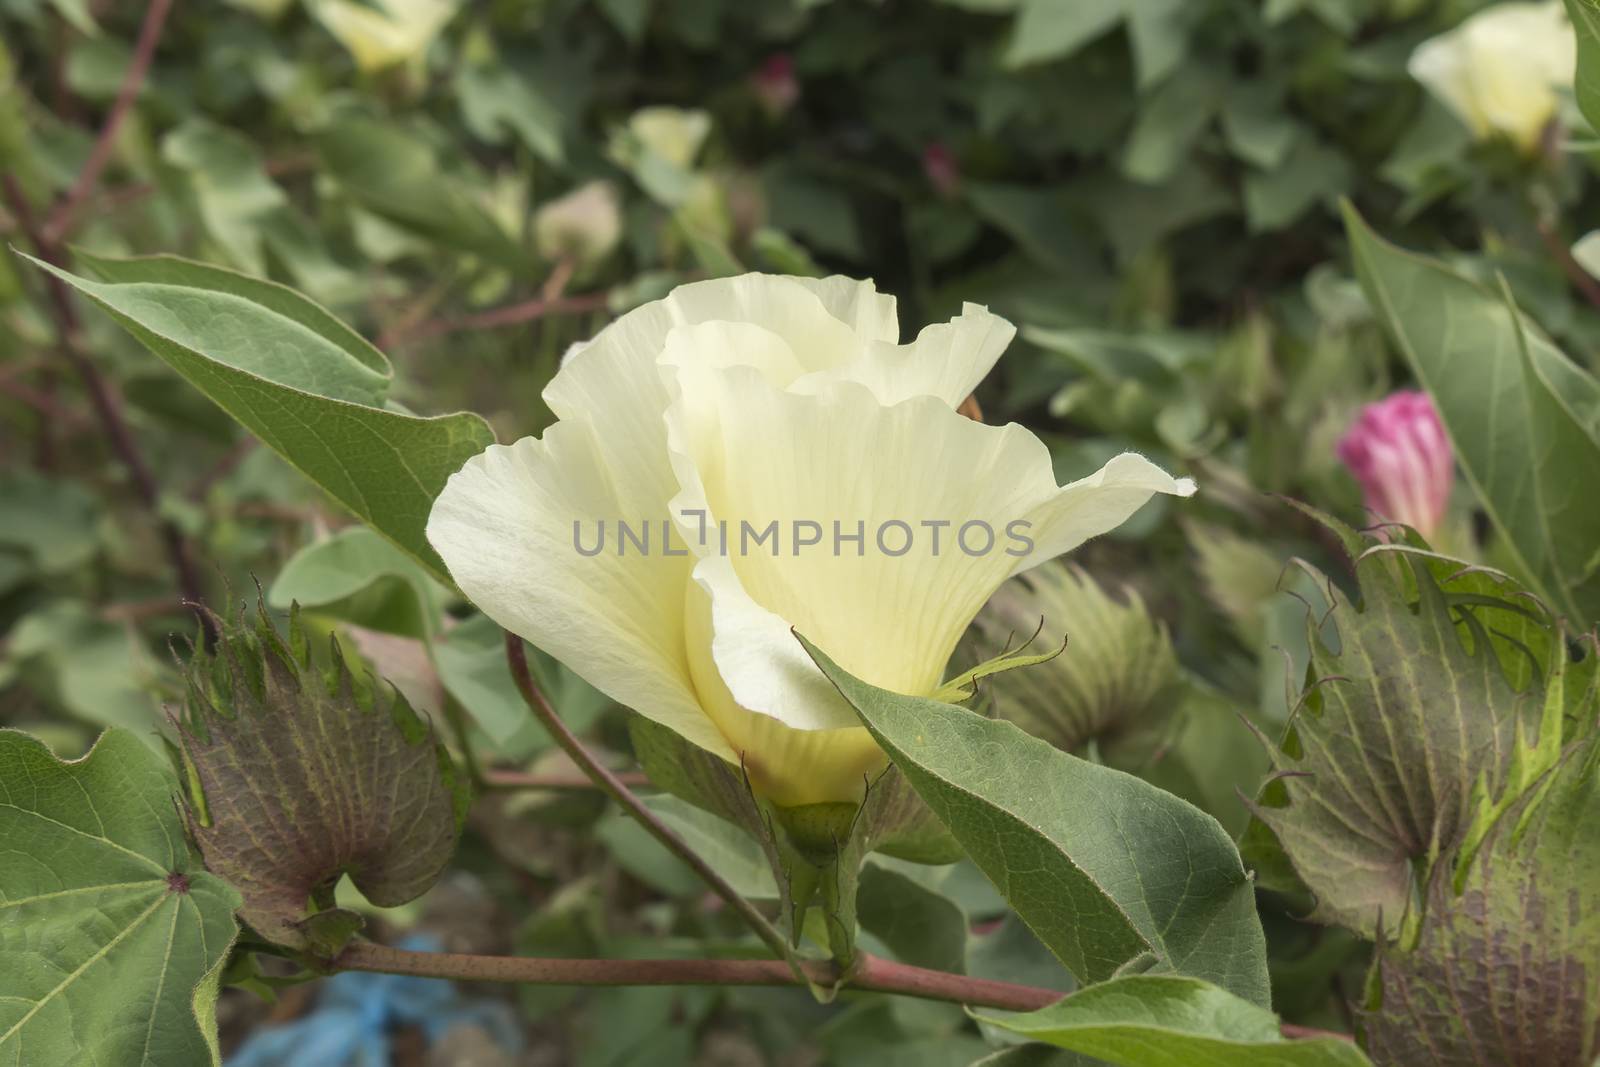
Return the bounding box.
[10,206,1600,1067]
[1408,1,1576,153]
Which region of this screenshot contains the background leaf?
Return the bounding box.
[22,252,495,582]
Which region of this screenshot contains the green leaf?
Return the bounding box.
[1565,0,1600,134]
[317,117,525,268]
[456,65,565,165]
[976,975,1373,1066]
[1243,137,1349,233]
[160,118,288,275]
[799,634,1271,1005]
[858,859,969,974]
[0,470,100,576]
[1343,205,1600,626]
[268,527,444,639]
[2,601,162,737]
[19,251,495,583]
[433,619,535,745]
[600,793,779,901]
[0,728,240,1067]
[176,605,466,951]
[1122,64,1226,185]
[1003,0,1124,69]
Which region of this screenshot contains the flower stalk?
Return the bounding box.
[503,632,796,967]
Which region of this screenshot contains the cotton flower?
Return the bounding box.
[1407,1,1575,153]
[1336,389,1454,539]
[313,0,459,73]
[427,275,1193,808]
[534,181,623,268]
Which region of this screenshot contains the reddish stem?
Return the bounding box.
[394,291,610,347]
[336,941,1357,1044]
[337,941,1061,1013]
[43,0,174,244]
[1537,219,1600,312]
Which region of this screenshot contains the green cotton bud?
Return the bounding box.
[964,563,1180,753]
[172,602,468,956]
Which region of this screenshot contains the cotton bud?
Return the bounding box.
[1336,389,1453,539]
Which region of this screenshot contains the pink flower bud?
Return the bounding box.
[1336,389,1454,539]
[923,142,959,197]
[753,54,799,117]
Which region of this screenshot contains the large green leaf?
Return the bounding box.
[799,635,1271,1006]
[1343,205,1600,626]
[0,728,240,1067]
[976,975,1372,1066]
[20,252,495,583]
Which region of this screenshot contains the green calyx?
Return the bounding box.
[628,714,960,972]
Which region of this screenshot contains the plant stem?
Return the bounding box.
[395,290,610,347]
[504,633,795,965]
[337,941,1060,1012]
[43,0,173,244]
[337,942,1356,1044]
[2,174,217,646]
[1537,219,1600,311]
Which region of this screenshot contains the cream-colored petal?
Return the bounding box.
[1461,5,1570,148]
[1409,34,1487,137]
[425,429,732,761]
[788,276,901,344]
[656,275,866,378]
[799,302,1015,408]
[547,274,864,431]
[664,365,1192,735]
[659,320,810,383]
[1009,451,1197,575]
[684,579,884,807]
[1409,2,1575,150]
